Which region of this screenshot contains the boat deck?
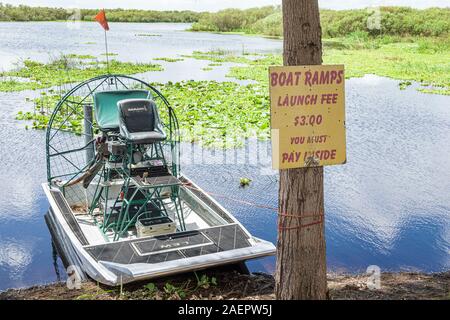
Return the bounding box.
[84,224,252,264]
[50,188,254,266]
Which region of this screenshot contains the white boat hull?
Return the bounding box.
[42,177,276,286]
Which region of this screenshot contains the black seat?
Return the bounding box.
[117,99,166,144]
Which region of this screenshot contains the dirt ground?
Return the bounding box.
[1,271,449,300]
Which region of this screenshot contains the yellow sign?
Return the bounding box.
[269,65,346,169]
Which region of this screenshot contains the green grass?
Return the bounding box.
[16,80,271,147]
[10,35,450,150]
[0,54,163,92]
[183,50,257,64]
[189,37,450,95]
[159,81,270,147]
[65,54,96,60]
[154,57,184,62]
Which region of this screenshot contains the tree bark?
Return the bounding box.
[275,0,327,300]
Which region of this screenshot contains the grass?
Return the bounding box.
[8,35,450,149]
[154,57,184,62]
[74,273,217,300]
[189,36,450,95]
[159,81,270,147]
[1,271,448,300]
[65,54,96,60]
[322,39,450,94]
[120,273,218,300]
[0,54,163,92]
[183,50,256,64]
[15,79,270,147]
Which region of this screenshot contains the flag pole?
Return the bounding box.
[104,28,110,74]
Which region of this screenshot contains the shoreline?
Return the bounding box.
[1,271,448,300]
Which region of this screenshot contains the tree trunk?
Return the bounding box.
[275,0,327,300]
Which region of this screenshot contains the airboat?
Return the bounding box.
[43,74,276,286]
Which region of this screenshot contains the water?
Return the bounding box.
[0,22,449,291]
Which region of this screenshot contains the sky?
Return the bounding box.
[1,0,448,11]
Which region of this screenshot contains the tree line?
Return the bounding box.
[0,3,200,23]
[1,3,448,38]
[191,6,450,38]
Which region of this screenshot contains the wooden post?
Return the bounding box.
[275,0,327,300]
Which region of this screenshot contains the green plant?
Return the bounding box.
[0,54,163,92]
[163,283,186,299]
[154,57,184,62]
[143,283,158,296]
[240,177,252,187]
[75,293,97,300]
[399,81,412,90]
[195,273,217,290]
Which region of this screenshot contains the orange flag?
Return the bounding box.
[94,9,109,31]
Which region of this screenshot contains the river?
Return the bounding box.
[0,22,448,291]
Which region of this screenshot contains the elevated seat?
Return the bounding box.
[118,99,166,144]
[94,90,150,132]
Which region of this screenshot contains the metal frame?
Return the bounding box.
[46,74,180,187]
[45,74,182,241]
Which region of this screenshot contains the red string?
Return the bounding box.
[182,183,324,232]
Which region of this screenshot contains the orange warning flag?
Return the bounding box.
[94,10,109,31]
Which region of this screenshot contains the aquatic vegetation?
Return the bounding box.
[239,177,252,187]
[418,87,450,96]
[184,50,253,64]
[16,79,270,148]
[66,54,96,60]
[136,34,162,37]
[0,55,163,92]
[201,67,213,71]
[159,80,271,148]
[11,36,449,152]
[399,81,412,90]
[322,43,450,94]
[16,42,448,149]
[17,92,88,134]
[190,40,449,95]
[154,57,184,62]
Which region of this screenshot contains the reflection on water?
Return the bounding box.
[0,240,32,280]
[0,22,448,291]
[51,242,63,283]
